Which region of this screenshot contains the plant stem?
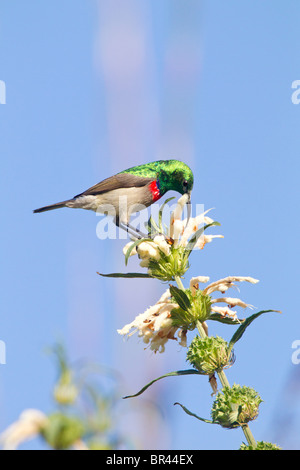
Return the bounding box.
[174,275,185,291]
[196,319,257,448]
[242,424,257,449]
[217,369,230,388]
[174,275,257,449]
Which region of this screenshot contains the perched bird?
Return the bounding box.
[33,159,194,237]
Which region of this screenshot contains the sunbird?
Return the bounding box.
[33,159,194,237]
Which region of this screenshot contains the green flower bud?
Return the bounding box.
[53,370,79,405]
[189,288,212,322]
[53,383,79,406]
[148,246,189,281]
[187,336,234,374]
[240,441,281,451]
[41,412,84,450]
[171,289,211,329]
[211,384,263,429]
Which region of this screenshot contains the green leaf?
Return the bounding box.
[184,221,221,257]
[146,215,160,236]
[228,309,281,353]
[97,272,152,279]
[208,313,245,325]
[158,196,176,232]
[174,402,214,424]
[41,413,84,450]
[123,369,203,399]
[169,285,191,312]
[124,238,153,266]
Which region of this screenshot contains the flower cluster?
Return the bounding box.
[168,195,223,250]
[118,275,258,353]
[117,289,187,354]
[107,193,279,450]
[123,194,223,281]
[123,235,171,268]
[0,344,129,450]
[203,276,258,322]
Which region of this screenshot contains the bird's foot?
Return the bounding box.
[118,222,149,240]
[118,221,174,244]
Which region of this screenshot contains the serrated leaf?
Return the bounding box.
[174,402,214,424]
[184,221,221,257]
[169,285,191,312]
[97,272,152,279]
[123,369,202,399]
[124,238,153,266]
[228,309,281,353]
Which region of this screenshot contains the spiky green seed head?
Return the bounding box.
[187,336,235,375]
[240,441,282,451]
[211,384,263,429]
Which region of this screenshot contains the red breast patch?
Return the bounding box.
[149,180,161,202]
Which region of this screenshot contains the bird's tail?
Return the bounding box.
[33,200,72,213]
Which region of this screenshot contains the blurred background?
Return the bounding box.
[0,0,299,450]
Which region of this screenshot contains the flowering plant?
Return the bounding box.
[0,344,129,450]
[99,195,281,450]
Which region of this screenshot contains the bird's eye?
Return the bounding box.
[183,180,188,188]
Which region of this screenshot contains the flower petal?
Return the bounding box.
[190,276,210,296]
[122,242,137,257]
[211,297,254,309]
[203,276,259,295]
[211,305,239,321]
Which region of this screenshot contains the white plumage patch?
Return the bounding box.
[67,187,153,224]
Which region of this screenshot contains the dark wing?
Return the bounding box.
[74,173,154,198]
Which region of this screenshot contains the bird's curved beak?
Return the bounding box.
[185,192,191,228]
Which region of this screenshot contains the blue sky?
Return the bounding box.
[0,0,299,450]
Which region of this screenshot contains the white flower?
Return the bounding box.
[202,276,259,296]
[210,305,239,321]
[211,297,255,310]
[117,289,186,353]
[169,196,223,249]
[152,234,171,256]
[190,276,211,296]
[189,275,258,322]
[123,242,137,257]
[178,209,215,244]
[203,276,259,321]
[169,194,190,239]
[135,236,171,267]
[0,409,48,450]
[123,235,171,269]
[137,241,161,260]
[118,274,259,351]
[137,235,171,259]
[0,409,89,451]
[123,196,223,267]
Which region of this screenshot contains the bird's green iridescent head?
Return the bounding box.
[156,160,194,196]
[120,159,194,197]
